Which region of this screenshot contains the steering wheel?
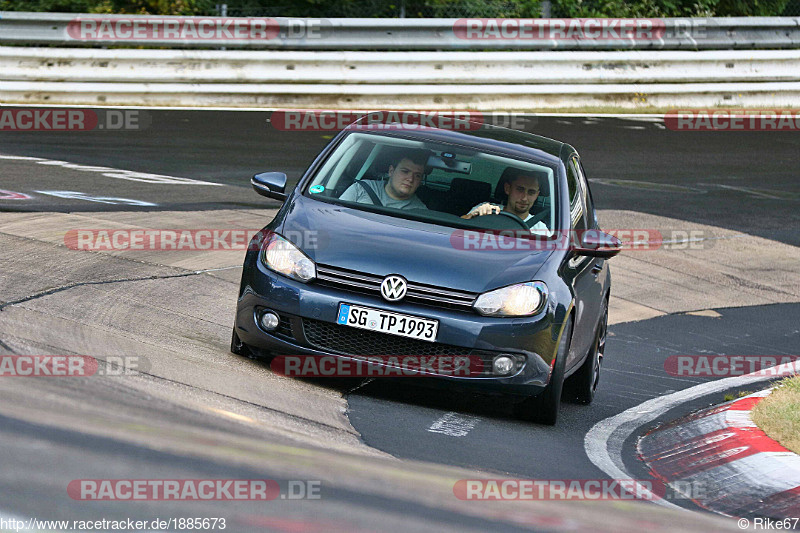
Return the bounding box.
[497,210,530,230]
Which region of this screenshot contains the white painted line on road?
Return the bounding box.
[0,153,222,186]
[714,184,784,200]
[619,116,666,123]
[427,412,480,437]
[589,178,706,193]
[36,190,157,207]
[0,154,43,161]
[584,360,800,510]
[192,265,242,273]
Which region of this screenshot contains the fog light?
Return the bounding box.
[493,355,515,375]
[260,311,280,331]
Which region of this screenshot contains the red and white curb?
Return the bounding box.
[639,388,800,518]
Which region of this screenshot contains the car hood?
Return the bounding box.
[279,195,554,294]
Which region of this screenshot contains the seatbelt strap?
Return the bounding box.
[358,181,383,206]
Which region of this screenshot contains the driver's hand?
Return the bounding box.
[462,203,501,219]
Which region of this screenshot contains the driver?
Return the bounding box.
[339,149,431,210]
[461,170,548,233]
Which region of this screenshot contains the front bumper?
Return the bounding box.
[235,258,561,396]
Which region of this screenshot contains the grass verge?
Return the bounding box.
[751,376,800,455]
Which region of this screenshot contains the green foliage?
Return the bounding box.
[93,0,216,15]
[0,0,791,16]
[551,0,717,17]
[221,0,541,17]
[0,0,215,13]
[715,0,791,15]
[405,0,542,17]
[724,390,752,402]
[0,0,96,12]
[550,0,790,16]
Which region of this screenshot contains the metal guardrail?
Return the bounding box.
[1,46,799,109]
[0,12,799,50]
[2,13,799,108]
[5,79,800,109]
[3,48,799,84]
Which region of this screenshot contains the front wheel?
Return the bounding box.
[513,315,572,425]
[230,327,248,356]
[566,300,607,404]
[231,327,275,362]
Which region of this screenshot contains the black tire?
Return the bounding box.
[230,327,248,356]
[514,315,572,425]
[231,327,276,362]
[567,300,607,405]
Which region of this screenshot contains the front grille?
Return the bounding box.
[315,264,478,312]
[302,318,470,357]
[275,314,294,339]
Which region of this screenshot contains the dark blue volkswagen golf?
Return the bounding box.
[232,114,620,425]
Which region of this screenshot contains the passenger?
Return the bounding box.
[339,150,431,210]
[461,170,548,233]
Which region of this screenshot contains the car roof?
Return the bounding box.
[344,111,570,163]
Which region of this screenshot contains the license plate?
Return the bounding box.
[336,303,438,342]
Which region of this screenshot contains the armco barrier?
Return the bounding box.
[5,79,800,109]
[1,14,799,109]
[1,47,799,109]
[3,48,800,84]
[1,13,800,50]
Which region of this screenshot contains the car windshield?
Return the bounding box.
[303,132,559,234]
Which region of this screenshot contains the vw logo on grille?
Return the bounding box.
[380,275,407,302]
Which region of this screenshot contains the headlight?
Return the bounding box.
[473,281,548,317]
[261,233,316,283]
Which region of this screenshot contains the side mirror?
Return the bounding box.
[252,172,288,201]
[572,230,622,258]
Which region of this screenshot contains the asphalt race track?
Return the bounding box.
[1,109,799,532]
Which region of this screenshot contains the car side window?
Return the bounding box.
[574,158,597,229]
[566,158,587,230]
[567,162,578,205]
